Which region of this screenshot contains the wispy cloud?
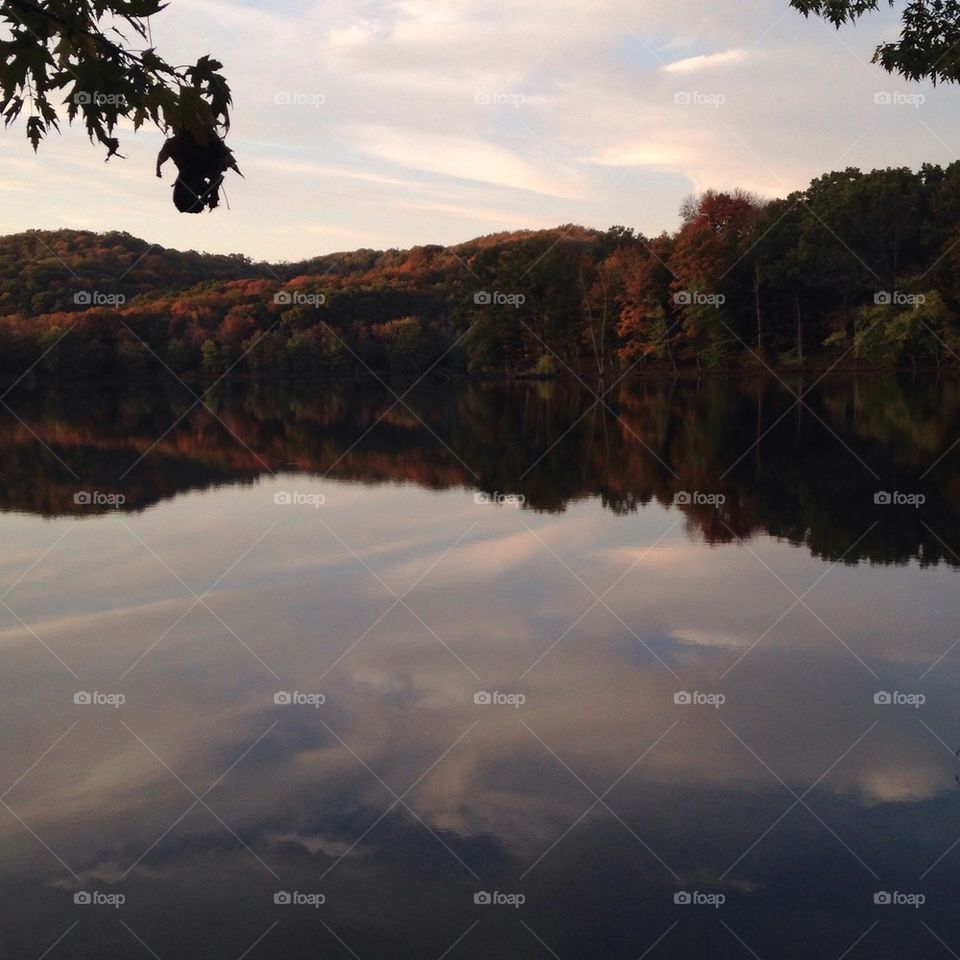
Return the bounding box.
[0,0,957,259]
[661,48,751,73]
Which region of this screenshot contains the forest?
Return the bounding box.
[4,162,960,381]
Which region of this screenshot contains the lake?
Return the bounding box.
[1,373,959,959]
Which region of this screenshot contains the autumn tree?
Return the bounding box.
[611,236,677,367]
[668,190,766,364]
[0,0,238,200]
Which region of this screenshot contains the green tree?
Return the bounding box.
[790,1,960,83]
[831,290,959,365]
[166,336,189,373]
[371,316,432,373]
[200,337,224,376]
[753,196,810,361]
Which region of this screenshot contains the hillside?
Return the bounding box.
[3,165,960,380]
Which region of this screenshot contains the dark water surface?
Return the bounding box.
[2,374,960,959]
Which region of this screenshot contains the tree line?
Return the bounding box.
[4,163,960,380]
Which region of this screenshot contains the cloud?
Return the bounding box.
[2,0,959,260]
[341,124,589,199]
[661,48,751,73]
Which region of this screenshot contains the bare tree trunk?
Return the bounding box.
[579,265,603,378]
[754,263,763,354]
[600,276,608,376]
[794,294,803,362]
[756,377,763,470]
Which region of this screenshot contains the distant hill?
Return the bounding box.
[0,224,602,315]
[0,229,265,316]
[0,223,610,380]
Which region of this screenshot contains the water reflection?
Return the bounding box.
[2,374,960,566]
[0,376,959,958]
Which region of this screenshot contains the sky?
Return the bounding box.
[2,0,960,262]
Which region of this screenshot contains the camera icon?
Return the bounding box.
[674,892,692,904]
[474,691,492,705]
[674,691,692,705]
[274,891,292,904]
[474,291,492,305]
[874,492,892,505]
[673,291,692,305]
[674,492,691,505]
[74,91,92,105]
[874,92,892,105]
[474,892,492,905]
[274,92,292,105]
[274,491,292,505]
[74,491,91,505]
[874,891,892,905]
[674,91,692,105]
[74,291,92,306]
[274,291,293,305]
[874,691,892,705]
[474,91,492,104]
[874,292,892,305]
[74,691,92,705]
[74,891,92,904]
[274,691,292,705]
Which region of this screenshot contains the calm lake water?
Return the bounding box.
[2,374,960,959]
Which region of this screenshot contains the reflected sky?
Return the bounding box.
[2,382,960,959]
